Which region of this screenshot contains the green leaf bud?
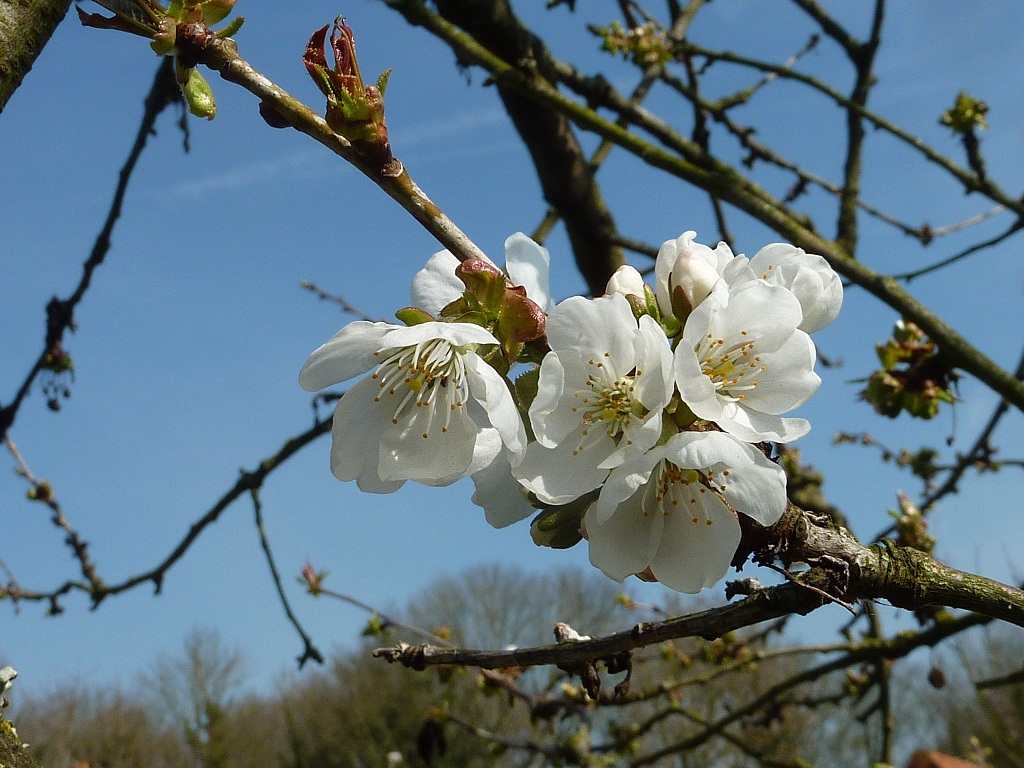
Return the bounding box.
[181,67,216,120]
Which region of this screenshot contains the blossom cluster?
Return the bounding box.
[300,231,842,593]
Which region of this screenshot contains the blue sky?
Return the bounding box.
[1,2,1023,700]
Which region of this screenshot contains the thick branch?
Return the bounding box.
[375,2,1024,412]
[0,0,72,113]
[375,506,1024,671]
[426,0,624,294]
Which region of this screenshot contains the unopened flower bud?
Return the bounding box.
[668,248,719,322]
[530,504,585,549]
[605,265,646,298]
[654,232,734,323]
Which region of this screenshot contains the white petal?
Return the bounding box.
[590,450,663,525]
[740,329,820,414]
[377,399,478,485]
[648,491,740,593]
[299,322,394,391]
[719,461,787,527]
[529,351,589,447]
[466,424,503,476]
[504,233,554,312]
[633,314,675,411]
[514,429,616,504]
[585,491,664,582]
[547,294,637,370]
[382,321,498,349]
[705,281,803,340]
[662,432,786,527]
[470,447,536,529]
[748,244,843,333]
[715,404,811,443]
[410,249,465,316]
[465,353,526,462]
[328,377,404,493]
[600,410,663,469]
[673,343,724,423]
[654,234,683,318]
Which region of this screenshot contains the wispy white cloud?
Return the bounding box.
[397,106,508,147]
[165,149,323,199]
[161,107,509,199]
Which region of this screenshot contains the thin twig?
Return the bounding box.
[7,415,332,611]
[0,58,181,440]
[3,436,104,593]
[311,584,455,648]
[892,218,1024,282]
[299,281,384,322]
[250,487,324,668]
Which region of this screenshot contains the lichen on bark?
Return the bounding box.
[0,717,41,768]
[0,0,73,113]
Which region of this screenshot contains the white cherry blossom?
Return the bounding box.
[745,243,843,333]
[655,231,742,320]
[299,320,525,493]
[411,232,554,315]
[584,431,786,593]
[514,293,674,504]
[654,231,843,334]
[674,280,820,443]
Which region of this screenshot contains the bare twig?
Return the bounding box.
[4,436,104,593]
[0,58,181,441]
[299,281,384,322]
[7,415,331,611]
[250,487,324,668]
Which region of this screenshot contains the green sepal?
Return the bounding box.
[625,293,647,321]
[150,16,176,55]
[643,283,660,320]
[661,314,681,339]
[395,307,435,326]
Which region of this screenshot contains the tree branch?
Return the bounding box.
[375,504,1024,671]
[0,0,72,113]
[425,0,624,295]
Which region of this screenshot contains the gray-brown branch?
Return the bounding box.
[374,504,1024,671]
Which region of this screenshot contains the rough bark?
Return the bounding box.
[0,0,73,114]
